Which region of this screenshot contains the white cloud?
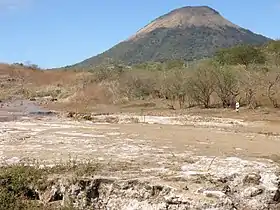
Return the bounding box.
[0,0,32,11]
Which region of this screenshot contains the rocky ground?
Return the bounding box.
[1,100,280,209]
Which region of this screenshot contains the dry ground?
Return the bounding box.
[2,98,280,209]
[1,100,280,167]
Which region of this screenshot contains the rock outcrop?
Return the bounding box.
[36,157,280,210]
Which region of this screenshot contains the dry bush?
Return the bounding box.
[44,63,280,111]
[69,84,113,112]
[238,66,267,108]
[99,80,125,104]
[213,65,240,108]
[91,65,124,83]
[187,63,216,108]
[265,68,280,108]
[160,69,189,109]
[2,59,280,113]
[0,64,82,100]
[118,70,158,100]
[25,85,64,98]
[0,64,39,99]
[266,53,280,67]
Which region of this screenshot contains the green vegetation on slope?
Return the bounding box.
[74,26,270,68]
[215,44,267,67]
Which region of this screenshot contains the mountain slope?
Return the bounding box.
[73,6,271,67]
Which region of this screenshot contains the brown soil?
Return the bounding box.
[1,100,280,166]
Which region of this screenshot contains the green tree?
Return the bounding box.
[164,59,185,70]
[267,40,280,66]
[215,45,266,68]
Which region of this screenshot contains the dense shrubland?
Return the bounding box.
[73,41,280,110]
[1,41,280,111]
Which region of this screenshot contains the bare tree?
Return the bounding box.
[187,64,216,108]
[161,69,188,109]
[240,69,263,109]
[214,66,239,108]
[267,72,280,108]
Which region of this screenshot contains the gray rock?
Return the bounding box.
[243,173,261,185]
[34,156,280,210]
[242,186,264,198]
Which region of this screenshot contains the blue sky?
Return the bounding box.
[0,0,279,68]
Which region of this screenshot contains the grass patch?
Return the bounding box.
[0,165,44,210]
[0,159,101,210]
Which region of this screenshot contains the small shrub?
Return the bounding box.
[119,71,157,100]
[0,165,43,210]
[0,161,100,209]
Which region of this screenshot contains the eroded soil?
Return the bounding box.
[2,100,280,209]
[1,100,280,166]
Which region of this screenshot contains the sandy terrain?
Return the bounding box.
[1,100,280,166]
[2,100,280,209]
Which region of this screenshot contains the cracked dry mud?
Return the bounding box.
[1,101,280,209]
